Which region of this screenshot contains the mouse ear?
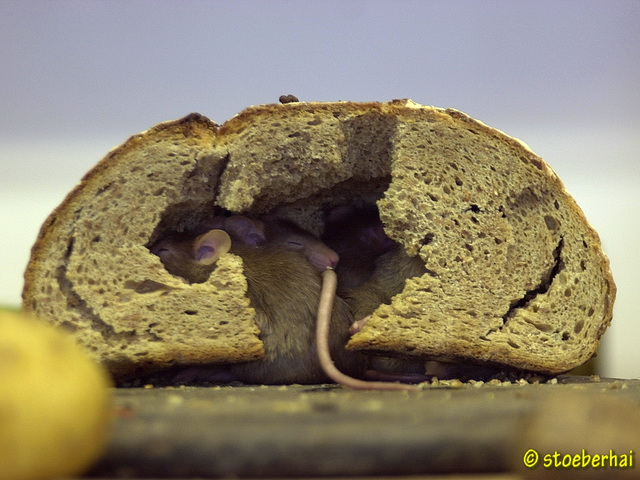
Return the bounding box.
[193,229,232,265]
[224,215,267,246]
[325,205,354,224]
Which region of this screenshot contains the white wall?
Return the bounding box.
[2,1,638,378]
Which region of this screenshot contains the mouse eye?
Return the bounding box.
[286,240,304,250]
[153,247,170,256]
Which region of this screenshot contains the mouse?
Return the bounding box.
[321,204,426,321]
[322,204,430,382]
[342,244,428,323]
[315,268,422,391]
[261,214,339,271]
[200,214,339,271]
[322,205,396,291]
[150,220,366,385]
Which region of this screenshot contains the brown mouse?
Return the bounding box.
[151,219,365,385]
[342,244,428,323]
[322,204,429,381]
[200,214,339,272]
[322,204,426,320]
[261,214,339,272]
[322,205,396,291]
[315,268,422,391]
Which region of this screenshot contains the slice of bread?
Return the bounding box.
[22,100,615,379]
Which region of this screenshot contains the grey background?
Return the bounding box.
[1,1,638,377]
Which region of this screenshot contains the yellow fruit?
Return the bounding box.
[0,311,112,480]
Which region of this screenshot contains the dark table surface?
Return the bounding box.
[86,375,640,479]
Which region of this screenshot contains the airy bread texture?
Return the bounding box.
[22,100,615,379]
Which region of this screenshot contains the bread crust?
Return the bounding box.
[22,100,616,378]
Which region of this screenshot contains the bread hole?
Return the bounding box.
[580,260,587,271]
[468,204,481,213]
[564,288,572,297]
[60,320,78,333]
[574,319,585,334]
[420,233,434,245]
[507,340,520,349]
[544,215,559,231]
[183,310,198,315]
[554,200,560,210]
[219,320,229,326]
[464,243,473,252]
[442,185,451,194]
[582,240,588,248]
[428,193,438,202]
[587,307,595,317]
[494,237,503,244]
[527,320,553,332]
[124,279,174,294]
[561,332,570,341]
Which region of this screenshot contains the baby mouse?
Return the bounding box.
[315,268,422,391]
[261,214,339,271]
[151,220,365,385]
[322,204,429,381]
[321,204,426,321]
[322,205,396,291]
[201,214,340,272]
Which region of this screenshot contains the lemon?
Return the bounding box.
[0,310,112,480]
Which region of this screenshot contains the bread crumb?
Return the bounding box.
[607,380,624,390]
